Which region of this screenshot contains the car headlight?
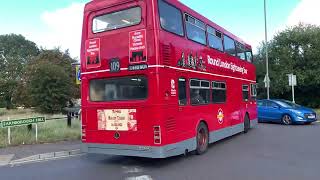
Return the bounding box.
[297,116,304,120]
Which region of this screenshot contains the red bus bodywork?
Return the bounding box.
[81,0,257,158]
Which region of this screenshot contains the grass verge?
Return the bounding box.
[0,108,81,148]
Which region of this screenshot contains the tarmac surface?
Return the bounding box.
[0,140,80,160]
[0,123,320,180]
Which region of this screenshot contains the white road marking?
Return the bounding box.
[125,175,153,180]
[122,166,143,174]
[0,154,14,166]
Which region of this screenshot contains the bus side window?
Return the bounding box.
[212,81,226,103]
[185,14,206,45]
[207,26,223,51]
[158,0,184,36]
[178,78,187,105]
[246,50,253,62]
[242,85,249,101]
[224,35,236,56]
[250,84,257,100]
[190,79,210,105]
[236,42,246,60]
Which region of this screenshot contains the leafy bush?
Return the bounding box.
[28,63,73,113]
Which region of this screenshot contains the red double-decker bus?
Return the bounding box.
[80,0,257,158]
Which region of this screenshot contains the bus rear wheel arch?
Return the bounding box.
[195,121,209,155]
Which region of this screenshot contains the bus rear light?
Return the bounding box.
[154,132,160,137]
[154,138,161,144]
[154,126,160,132]
[153,126,161,144]
[82,125,86,141]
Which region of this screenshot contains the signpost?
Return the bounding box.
[0,117,46,144]
[1,117,45,128]
[287,74,297,103]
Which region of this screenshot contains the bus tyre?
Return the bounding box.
[244,114,250,133]
[196,122,209,155]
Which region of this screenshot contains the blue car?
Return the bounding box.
[258,99,318,125]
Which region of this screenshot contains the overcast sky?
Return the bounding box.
[0,0,319,59]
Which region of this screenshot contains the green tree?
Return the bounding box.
[28,63,72,113]
[27,49,79,113]
[255,24,320,107]
[0,34,39,109]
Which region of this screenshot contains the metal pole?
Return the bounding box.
[67,112,72,128]
[35,124,38,142]
[264,0,270,99]
[8,127,11,145]
[292,76,295,103]
[7,117,10,145]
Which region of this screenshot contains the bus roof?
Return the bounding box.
[85,0,252,50]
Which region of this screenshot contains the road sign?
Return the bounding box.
[0,117,45,128]
[288,74,297,86]
[287,74,297,103]
[76,65,81,85]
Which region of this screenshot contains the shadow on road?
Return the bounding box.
[82,130,251,169]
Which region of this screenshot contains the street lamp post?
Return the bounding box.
[264,0,270,99]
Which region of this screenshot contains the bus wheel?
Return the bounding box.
[196,122,209,155]
[244,114,250,133]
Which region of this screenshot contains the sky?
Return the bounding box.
[0,0,319,59]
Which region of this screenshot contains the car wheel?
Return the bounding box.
[281,114,292,125]
[244,114,250,133]
[196,122,209,155]
[305,122,312,125]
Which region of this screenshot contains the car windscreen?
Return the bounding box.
[92,7,141,33]
[275,100,300,108]
[90,76,147,102]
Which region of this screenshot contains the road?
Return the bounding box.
[1,123,320,180]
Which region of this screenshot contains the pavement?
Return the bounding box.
[0,140,81,164]
[0,123,320,180]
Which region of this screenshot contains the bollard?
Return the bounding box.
[67,113,72,128]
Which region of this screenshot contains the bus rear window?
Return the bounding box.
[92,7,141,33]
[90,76,147,102]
